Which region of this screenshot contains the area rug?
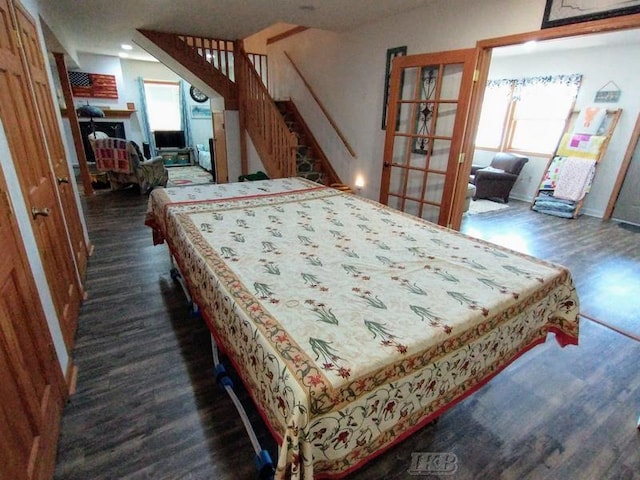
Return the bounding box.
[467,199,510,215]
[167,166,214,187]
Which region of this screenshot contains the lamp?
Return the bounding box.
[76,102,105,138]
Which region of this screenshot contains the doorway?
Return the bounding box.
[451,13,640,230]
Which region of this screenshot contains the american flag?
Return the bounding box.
[68,71,118,99]
[68,71,92,87]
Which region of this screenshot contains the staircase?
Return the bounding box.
[276,100,340,185]
[135,29,343,186]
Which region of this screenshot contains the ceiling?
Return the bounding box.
[40,0,436,63]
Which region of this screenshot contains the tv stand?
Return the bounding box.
[157,147,194,166]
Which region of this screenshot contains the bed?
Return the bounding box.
[195,139,215,181]
[146,177,579,479]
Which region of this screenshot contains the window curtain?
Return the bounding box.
[137,77,154,156]
[179,80,193,149]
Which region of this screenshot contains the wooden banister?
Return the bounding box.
[236,48,297,178]
[284,51,356,158]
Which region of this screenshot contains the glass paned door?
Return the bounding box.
[380,49,476,226]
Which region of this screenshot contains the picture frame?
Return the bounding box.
[381,46,407,130]
[191,104,212,119]
[542,0,640,29]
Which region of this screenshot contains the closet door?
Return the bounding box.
[14,2,89,278]
[0,144,66,479]
[0,0,81,350]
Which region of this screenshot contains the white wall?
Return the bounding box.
[476,42,640,217]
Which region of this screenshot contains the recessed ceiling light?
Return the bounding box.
[118,52,129,58]
[121,44,133,50]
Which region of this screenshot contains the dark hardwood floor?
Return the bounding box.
[462,199,640,340]
[54,190,640,480]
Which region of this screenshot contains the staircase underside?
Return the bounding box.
[137,29,237,109]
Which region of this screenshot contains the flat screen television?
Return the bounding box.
[153,130,186,149]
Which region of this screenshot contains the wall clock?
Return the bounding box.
[189,86,209,103]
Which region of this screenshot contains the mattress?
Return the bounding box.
[146,177,580,479]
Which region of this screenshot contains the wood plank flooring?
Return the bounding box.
[462,199,640,340]
[54,190,640,480]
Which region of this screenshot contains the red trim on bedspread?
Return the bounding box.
[167,241,579,479]
[314,328,578,479]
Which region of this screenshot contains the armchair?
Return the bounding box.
[92,138,168,194]
[470,153,528,203]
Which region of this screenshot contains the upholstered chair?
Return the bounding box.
[92,138,168,194]
[469,153,528,203]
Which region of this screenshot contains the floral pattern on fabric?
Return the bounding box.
[147,179,579,479]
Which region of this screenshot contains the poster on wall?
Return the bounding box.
[68,72,118,99]
[542,0,640,28]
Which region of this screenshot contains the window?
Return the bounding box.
[143,80,181,131]
[475,80,512,149]
[475,74,582,156]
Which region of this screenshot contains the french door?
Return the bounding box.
[380,48,476,227]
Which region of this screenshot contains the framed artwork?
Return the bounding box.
[68,72,118,99]
[381,46,407,130]
[542,0,640,29]
[191,104,212,119]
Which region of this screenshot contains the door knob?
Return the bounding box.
[31,207,50,219]
[57,176,69,184]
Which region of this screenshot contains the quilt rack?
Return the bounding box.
[531,107,621,218]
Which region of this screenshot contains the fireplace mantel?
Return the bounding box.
[60,108,136,119]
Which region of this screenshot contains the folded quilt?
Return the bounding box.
[553,156,595,201]
[532,194,578,218]
[531,207,576,219]
[539,156,565,190]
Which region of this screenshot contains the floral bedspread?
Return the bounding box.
[147,178,580,479]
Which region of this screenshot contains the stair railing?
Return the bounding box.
[236,48,297,178]
[178,35,268,87]
[179,35,235,81]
